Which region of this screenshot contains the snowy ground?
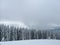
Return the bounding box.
[0,40,60,45]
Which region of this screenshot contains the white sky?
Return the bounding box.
[0,0,60,29]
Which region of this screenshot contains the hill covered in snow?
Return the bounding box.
[0,21,60,42]
[0,21,29,28]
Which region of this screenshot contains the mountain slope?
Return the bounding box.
[0,21,29,28]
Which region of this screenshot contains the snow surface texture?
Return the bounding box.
[0,40,60,45]
[0,21,29,28]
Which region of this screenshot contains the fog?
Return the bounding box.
[0,0,60,29]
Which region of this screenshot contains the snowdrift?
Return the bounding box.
[0,40,60,45]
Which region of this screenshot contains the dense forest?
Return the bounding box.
[0,24,60,41]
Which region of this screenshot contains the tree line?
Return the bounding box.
[0,24,60,41]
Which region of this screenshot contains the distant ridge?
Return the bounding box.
[0,21,29,28]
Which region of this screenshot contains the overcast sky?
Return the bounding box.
[0,0,60,29]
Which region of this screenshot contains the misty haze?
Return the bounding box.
[0,0,60,45]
